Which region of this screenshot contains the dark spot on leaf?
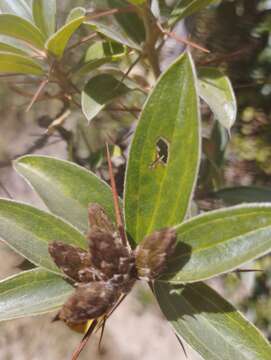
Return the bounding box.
[149,137,170,169]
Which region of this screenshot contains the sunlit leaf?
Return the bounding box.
[124,52,201,244]
[45,16,85,59]
[0,199,86,273]
[0,14,46,49]
[32,0,56,38]
[0,0,32,20]
[198,67,237,130]
[155,282,271,360]
[0,268,72,321]
[14,155,116,233]
[0,51,44,75]
[161,204,271,283]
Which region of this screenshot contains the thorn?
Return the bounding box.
[105,143,128,247]
[98,316,107,352]
[175,335,188,359]
[0,181,13,199]
[26,79,49,112]
[71,319,98,360]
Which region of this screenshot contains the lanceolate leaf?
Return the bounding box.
[0,42,28,55]
[213,186,271,205]
[0,199,86,273]
[32,0,56,38]
[161,204,271,283]
[170,0,217,25]
[124,52,201,244]
[155,282,271,360]
[65,7,86,24]
[0,14,45,50]
[198,67,237,130]
[0,52,44,75]
[45,16,85,59]
[14,155,116,233]
[0,0,32,20]
[82,74,132,122]
[0,268,73,321]
[89,0,145,45]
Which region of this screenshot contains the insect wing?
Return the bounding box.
[135,228,176,280]
[48,241,93,282]
[58,282,118,325]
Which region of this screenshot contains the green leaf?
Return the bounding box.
[0,14,45,50]
[155,282,271,360]
[85,21,141,50]
[0,51,44,75]
[32,0,56,38]
[0,0,32,20]
[45,15,85,59]
[89,0,145,45]
[0,41,28,55]
[14,155,116,233]
[82,73,132,122]
[170,0,217,25]
[0,268,72,321]
[198,67,237,130]
[124,52,201,244]
[214,186,271,205]
[65,6,86,24]
[161,204,271,283]
[73,41,125,77]
[0,199,86,273]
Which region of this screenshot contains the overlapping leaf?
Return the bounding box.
[0,268,73,321]
[45,15,85,59]
[198,67,237,130]
[32,0,56,38]
[0,14,45,49]
[14,155,116,233]
[0,51,44,75]
[161,204,271,283]
[155,282,271,360]
[0,199,86,273]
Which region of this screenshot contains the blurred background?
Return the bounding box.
[0,0,271,359]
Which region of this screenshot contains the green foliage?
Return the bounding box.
[0,1,270,359]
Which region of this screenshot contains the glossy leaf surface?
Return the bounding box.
[45,16,85,59]
[198,67,237,130]
[32,0,56,38]
[82,73,132,122]
[170,0,217,25]
[0,199,86,273]
[0,14,45,49]
[0,51,44,75]
[15,155,116,233]
[161,204,271,283]
[0,0,32,20]
[124,52,201,244]
[155,282,271,360]
[0,268,72,321]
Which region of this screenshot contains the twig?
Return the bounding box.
[157,22,210,54]
[67,33,97,51]
[85,6,135,22]
[105,143,127,247]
